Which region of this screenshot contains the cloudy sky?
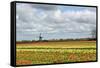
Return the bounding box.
[16,3,96,41]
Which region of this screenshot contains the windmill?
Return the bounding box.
[39,33,43,41]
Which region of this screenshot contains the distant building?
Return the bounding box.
[39,33,43,41]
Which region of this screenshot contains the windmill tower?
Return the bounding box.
[39,33,43,41]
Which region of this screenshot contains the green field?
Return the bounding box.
[16,41,96,65]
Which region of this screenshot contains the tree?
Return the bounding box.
[91,29,96,40]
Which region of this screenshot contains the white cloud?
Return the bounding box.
[16,3,96,40]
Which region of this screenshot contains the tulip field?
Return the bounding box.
[16,41,96,65]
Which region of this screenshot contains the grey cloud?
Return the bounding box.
[16,3,96,40]
[31,4,58,11]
